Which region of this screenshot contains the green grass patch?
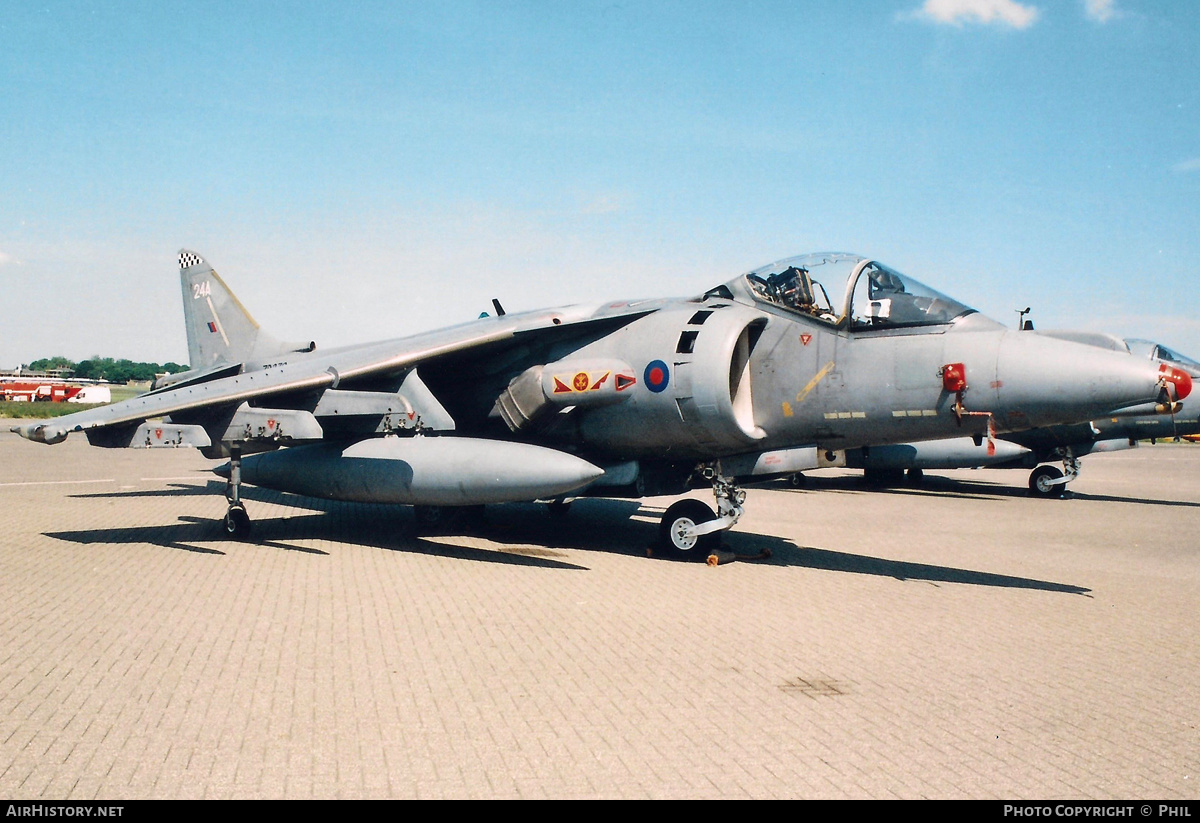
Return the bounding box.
[0,401,111,419]
[108,386,145,403]
[0,385,147,419]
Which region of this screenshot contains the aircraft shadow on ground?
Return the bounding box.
[1059,491,1200,508]
[50,482,604,569]
[46,483,1088,591]
[761,473,1200,508]
[749,474,1021,501]
[70,482,222,499]
[45,508,589,570]
[750,539,1090,594]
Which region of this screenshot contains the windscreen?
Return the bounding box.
[736,253,976,330]
[848,261,975,329]
[1150,342,1200,372]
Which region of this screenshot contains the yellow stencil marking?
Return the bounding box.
[795,361,836,404]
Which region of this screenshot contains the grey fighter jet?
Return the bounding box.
[12,251,1192,559]
[835,333,1200,497]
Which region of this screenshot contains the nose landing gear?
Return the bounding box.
[657,467,746,560]
[1028,449,1079,498]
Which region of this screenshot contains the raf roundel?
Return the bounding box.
[644,359,670,393]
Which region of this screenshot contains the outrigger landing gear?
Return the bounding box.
[1028,448,1079,499]
[222,446,252,539]
[657,467,746,561]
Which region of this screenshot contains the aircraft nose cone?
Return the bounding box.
[995,332,1168,429]
[1161,364,1193,401]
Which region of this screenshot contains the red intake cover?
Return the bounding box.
[942,362,967,393]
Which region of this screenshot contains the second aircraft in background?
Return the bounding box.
[816,333,1200,497]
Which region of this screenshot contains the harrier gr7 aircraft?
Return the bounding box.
[831,333,1199,497]
[13,250,1192,559]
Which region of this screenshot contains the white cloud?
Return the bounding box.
[1173,158,1200,173]
[0,252,14,267]
[1084,0,1118,23]
[914,0,1040,29]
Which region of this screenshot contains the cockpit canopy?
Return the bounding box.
[1126,339,1200,375]
[724,252,977,330]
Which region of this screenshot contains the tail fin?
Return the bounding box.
[179,250,314,369]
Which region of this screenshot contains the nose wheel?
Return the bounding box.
[1028,449,1079,499]
[656,467,746,561]
[1028,466,1066,498]
[659,499,720,559]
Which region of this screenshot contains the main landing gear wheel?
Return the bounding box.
[658,499,720,561]
[1028,465,1066,498]
[223,504,251,539]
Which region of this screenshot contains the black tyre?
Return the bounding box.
[223,505,251,540]
[658,499,719,561]
[906,468,924,486]
[1028,466,1066,498]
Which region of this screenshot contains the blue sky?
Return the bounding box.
[2,0,1198,366]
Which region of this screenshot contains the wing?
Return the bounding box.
[12,303,655,453]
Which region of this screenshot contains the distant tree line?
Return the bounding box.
[26,357,187,383]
